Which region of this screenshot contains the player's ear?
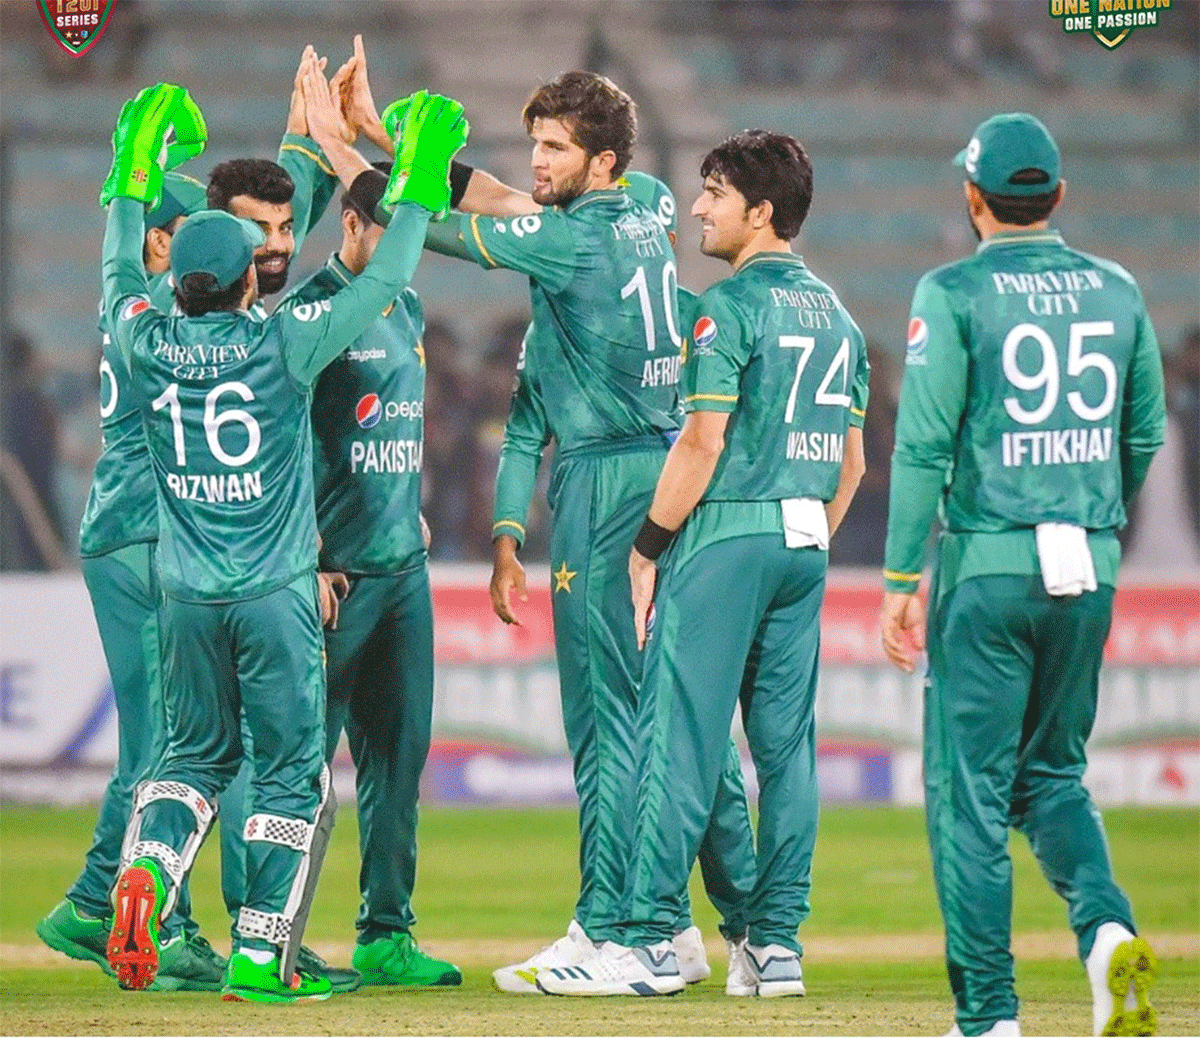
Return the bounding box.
[750,198,773,232]
[1051,180,1066,212]
[590,149,617,181]
[145,226,172,264]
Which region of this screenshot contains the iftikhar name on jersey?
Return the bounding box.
[991,269,1104,317]
[1002,427,1113,467]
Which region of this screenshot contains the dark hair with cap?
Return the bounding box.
[979,184,1061,226]
[523,71,637,178]
[174,270,250,317]
[207,159,294,212]
[701,130,813,240]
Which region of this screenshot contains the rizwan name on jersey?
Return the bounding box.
[1002,427,1113,467]
[166,470,263,502]
[350,439,423,474]
[787,431,844,463]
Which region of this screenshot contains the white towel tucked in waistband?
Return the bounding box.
[1035,522,1097,597]
[781,497,829,550]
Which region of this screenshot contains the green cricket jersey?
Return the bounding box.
[100,196,432,603]
[79,272,175,557]
[884,228,1167,593]
[285,254,427,574]
[440,192,682,542]
[685,251,869,503]
[277,132,338,259]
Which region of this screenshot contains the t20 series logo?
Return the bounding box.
[36,0,118,57]
[1048,0,1171,49]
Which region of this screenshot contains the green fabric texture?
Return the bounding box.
[923,574,1135,1034]
[884,228,1166,593]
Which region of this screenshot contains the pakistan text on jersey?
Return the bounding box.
[642,355,680,388]
[350,439,423,474]
[166,471,263,502]
[153,340,250,380]
[992,269,1104,317]
[787,431,844,463]
[1002,427,1113,467]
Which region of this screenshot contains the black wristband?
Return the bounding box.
[634,516,676,562]
[349,168,389,226]
[449,160,475,209]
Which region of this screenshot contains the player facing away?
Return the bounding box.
[878,113,1165,1037]
[280,160,460,987]
[37,173,227,992]
[98,81,467,1003]
[537,129,868,998]
[422,71,758,990]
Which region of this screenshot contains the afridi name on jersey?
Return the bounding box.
[684,252,868,504]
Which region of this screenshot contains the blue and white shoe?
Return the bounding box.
[746,942,806,998]
[535,939,686,996]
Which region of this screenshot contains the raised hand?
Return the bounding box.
[286,45,328,138]
[100,83,205,208]
[382,91,470,216]
[300,55,353,150]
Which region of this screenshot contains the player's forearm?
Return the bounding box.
[278,133,337,252]
[826,425,865,537]
[882,456,945,593]
[459,169,539,218]
[423,217,474,261]
[101,198,151,362]
[314,134,372,192]
[492,447,542,548]
[647,433,723,532]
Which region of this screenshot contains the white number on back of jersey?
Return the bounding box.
[621,262,682,354]
[151,380,262,468]
[1002,320,1116,425]
[782,335,852,423]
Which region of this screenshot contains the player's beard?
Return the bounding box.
[255,251,291,295]
[533,164,590,207]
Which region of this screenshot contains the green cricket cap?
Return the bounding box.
[169,209,265,290]
[620,171,677,235]
[146,172,207,230]
[954,112,1061,196]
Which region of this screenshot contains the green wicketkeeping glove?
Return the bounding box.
[99,83,205,208]
[382,90,469,216]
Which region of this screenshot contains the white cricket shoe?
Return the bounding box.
[1086,921,1157,1036]
[491,919,595,994]
[535,939,686,996]
[746,942,806,998]
[672,925,711,984]
[944,1020,1020,1036]
[725,934,756,996]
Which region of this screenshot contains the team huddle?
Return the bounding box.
[33,33,1165,1038]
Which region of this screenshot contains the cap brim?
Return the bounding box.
[953,147,969,169]
[237,217,266,248]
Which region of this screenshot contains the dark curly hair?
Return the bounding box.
[522,71,637,177]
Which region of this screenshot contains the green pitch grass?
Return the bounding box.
[1,805,1196,1035]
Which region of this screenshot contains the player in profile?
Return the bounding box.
[879,113,1165,1037]
[537,128,867,998]
[96,75,466,1003]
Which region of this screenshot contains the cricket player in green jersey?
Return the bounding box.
[538,129,868,998]
[420,72,756,990]
[37,173,227,992]
[281,160,460,987]
[98,79,467,1003]
[878,113,1165,1037]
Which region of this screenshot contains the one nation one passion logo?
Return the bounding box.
[1049,0,1171,49]
[36,0,118,57]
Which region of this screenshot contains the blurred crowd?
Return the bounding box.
[4,320,1197,573]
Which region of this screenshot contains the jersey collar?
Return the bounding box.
[564,188,627,215]
[977,227,1064,253]
[736,250,806,275]
[325,251,355,287]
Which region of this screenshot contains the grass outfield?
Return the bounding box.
[0,805,1196,1035]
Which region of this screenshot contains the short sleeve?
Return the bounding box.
[682,288,749,414]
[460,210,577,293]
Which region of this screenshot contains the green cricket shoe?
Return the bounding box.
[108,859,167,990]
[353,931,462,987]
[221,951,333,1004]
[297,944,361,993]
[36,899,114,975]
[148,933,227,992]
